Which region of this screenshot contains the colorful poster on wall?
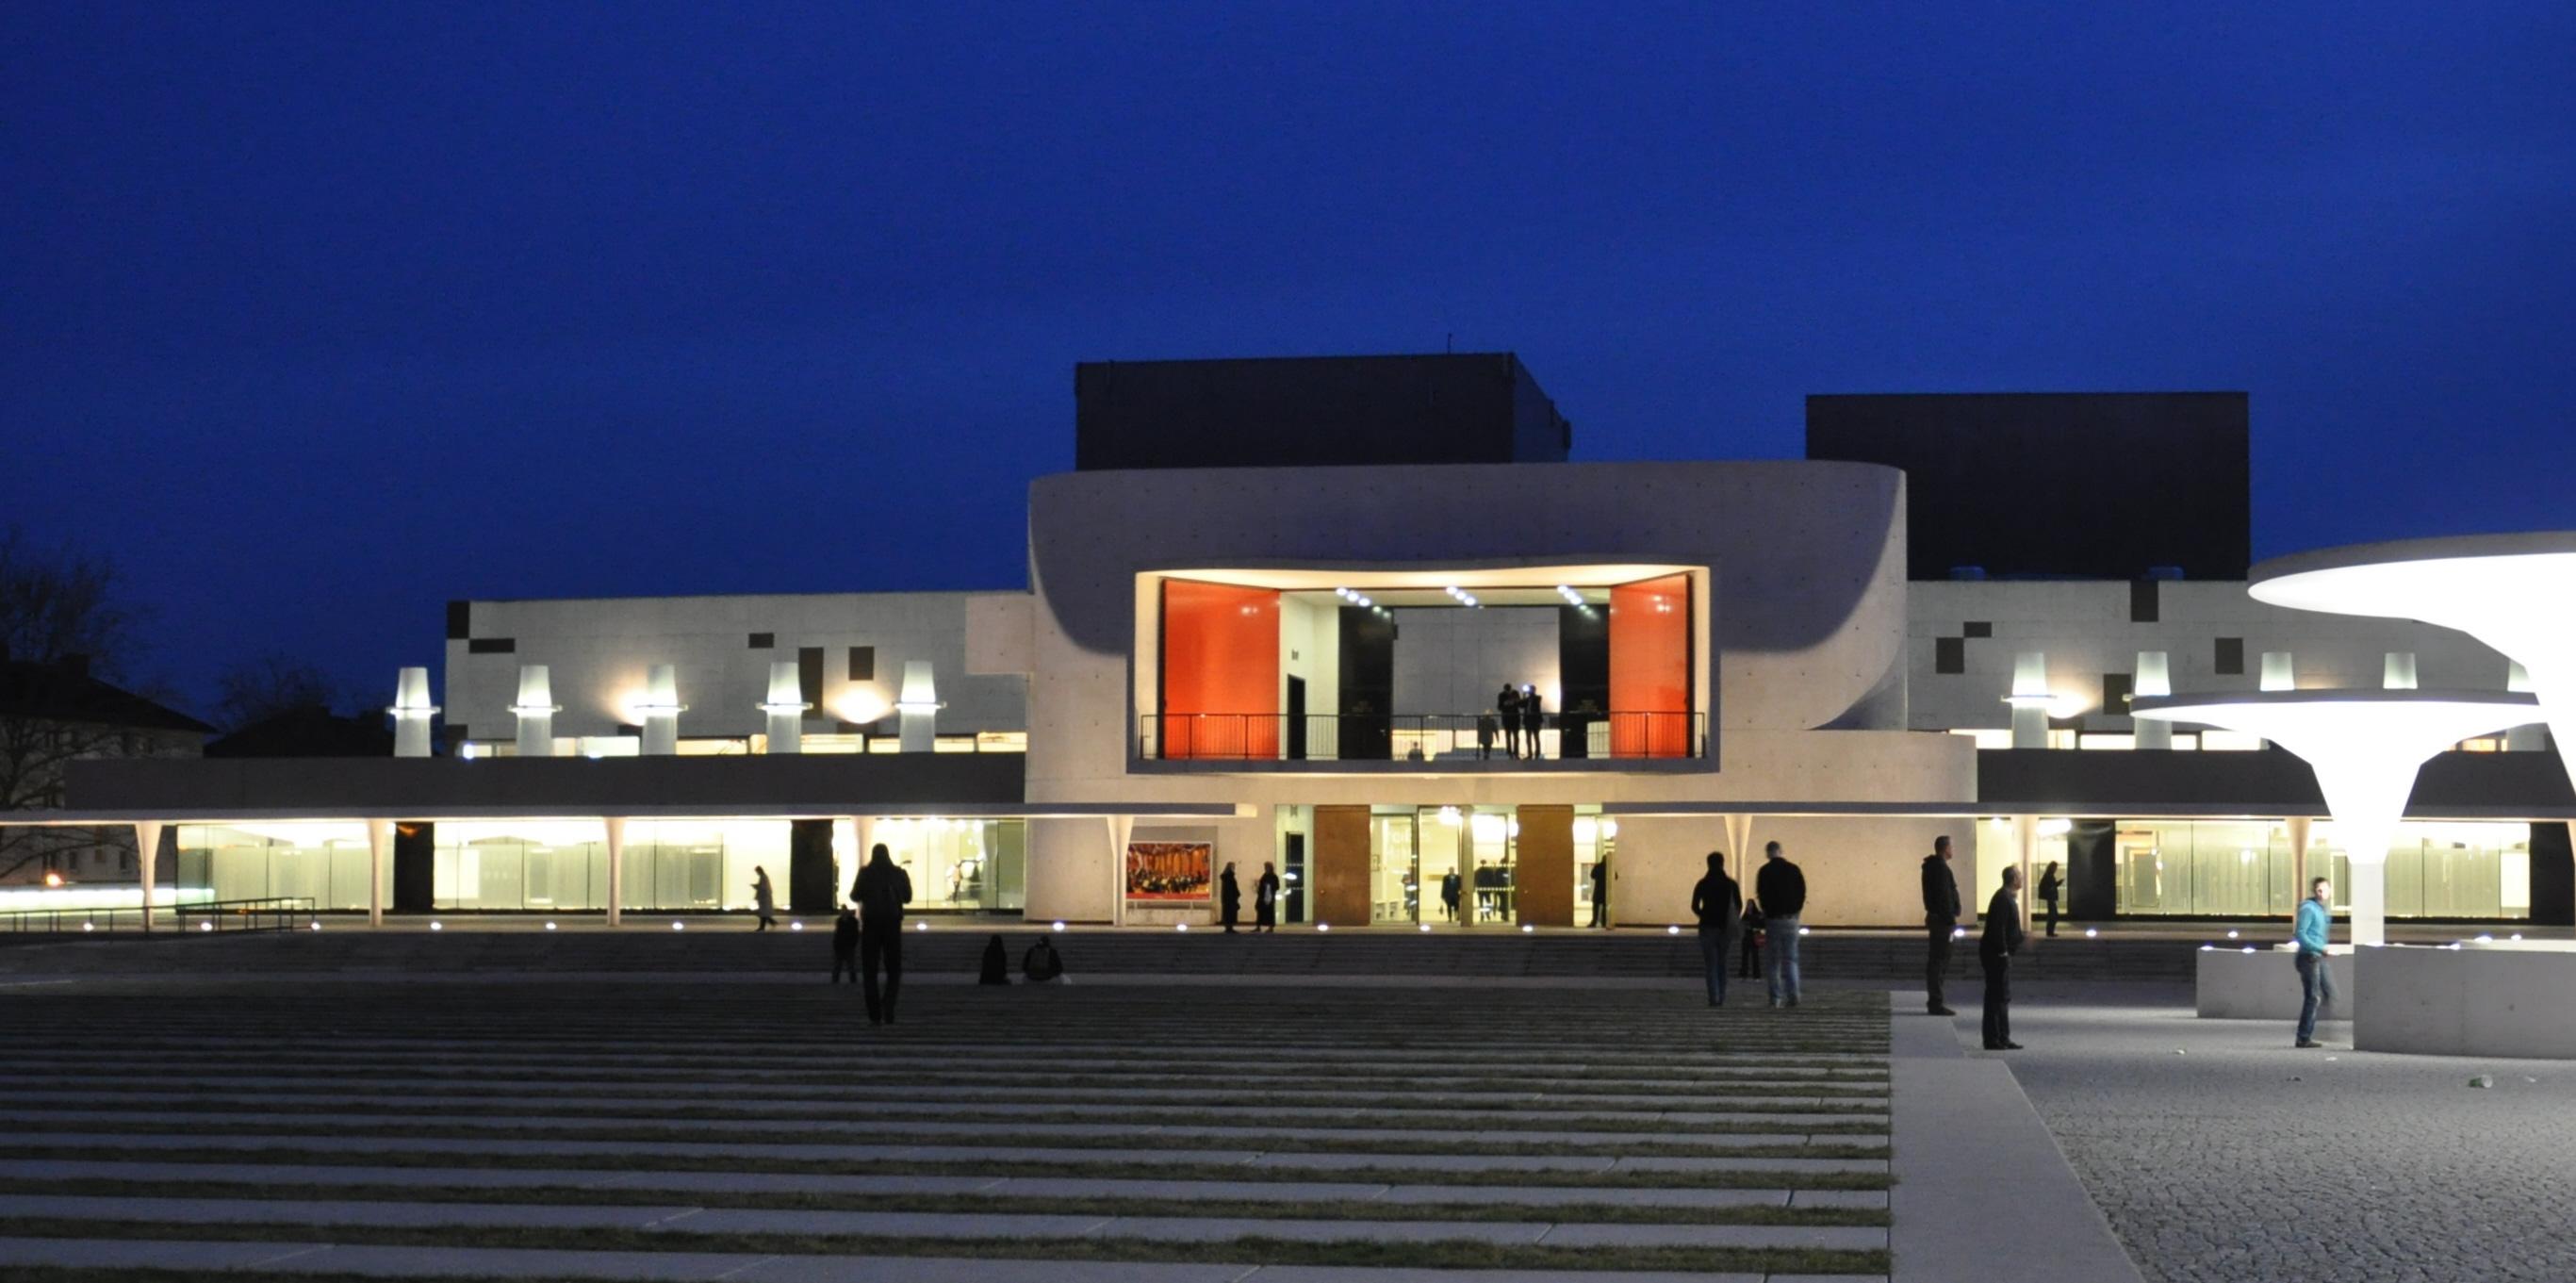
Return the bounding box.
[1125,841,1212,900]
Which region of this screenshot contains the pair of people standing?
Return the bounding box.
[1921,836,2026,1048]
[1217,862,1281,932]
[1695,843,1803,1007]
[1489,683,1547,760]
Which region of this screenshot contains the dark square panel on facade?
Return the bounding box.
[467,637,515,654]
[2215,637,2245,675]
[1935,636,1966,675]
[1962,621,1992,638]
[748,633,775,650]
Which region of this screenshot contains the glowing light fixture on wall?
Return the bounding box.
[2004,652,2050,748]
[760,661,812,754]
[896,660,942,752]
[634,665,686,755]
[389,667,440,758]
[510,666,561,758]
[2133,651,2173,749]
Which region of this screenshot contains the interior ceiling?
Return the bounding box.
[1157,564,1694,591]
[1285,587,1598,607]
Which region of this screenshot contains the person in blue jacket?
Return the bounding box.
[2294,877,2337,1048]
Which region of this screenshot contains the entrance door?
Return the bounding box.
[1286,676,1308,760]
[1284,831,1308,923]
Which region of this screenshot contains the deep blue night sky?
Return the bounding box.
[7,4,2573,713]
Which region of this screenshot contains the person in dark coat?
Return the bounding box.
[1254,862,1280,932]
[1980,865,2027,1050]
[829,907,859,984]
[1023,935,1065,983]
[1519,686,1545,761]
[850,843,913,1027]
[1922,836,1961,1016]
[1440,868,1461,921]
[2037,861,2062,938]
[1476,712,1498,760]
[1496,684,1522,759]
[1589,856,1610,929]
[1738,898,1766,978]
[751,866,778,930]
[977,933,1010,985]
[1689,851,1743,1006]
[1753,842,1807,1008]
[1219,862,1242,934]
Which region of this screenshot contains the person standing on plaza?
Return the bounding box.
[851,843,912,1027]
[1497,684,1522,759]
[829,906,859,984]
[751,865,778,931]
[1921,836,1961,1016]
[1980,865,2026,1050]
[1754,842,1806,1008]
[1219,862,1242,934]
[1690,851,1743,1007]
[2038,861,2062,938]
[2294,876,2337,1048]
[1254,861,1280,932]
[1589,855,1610,929]
[1738,897,1765,979]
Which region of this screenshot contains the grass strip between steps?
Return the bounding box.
[0,1143,1893,1190]
[0,1177,1889,1226]
[0,1218,1890,1275]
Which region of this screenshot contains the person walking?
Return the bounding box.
[1254,861,1280,932]
[1922,836,1961,1016]
[2294,876,2337,1048]
[1220,862,1242,933]
[1980,865,2026,1050]
[1589,855,1610,929]
[1754,842,1806,1008]
[851,843,912,1027]
[829,906,859,984]
[2038,861,2062,938]
[1519,686,1545,761]
[751,865,778,931]
[1497,684,1522,759]
[1690,851,1743,1007]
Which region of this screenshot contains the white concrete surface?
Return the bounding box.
[2192,944,2354,1019]
[2354,940,2576,1059]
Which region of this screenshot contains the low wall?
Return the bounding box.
[2195,944,2354,1020]
[2354,942,2576,1059]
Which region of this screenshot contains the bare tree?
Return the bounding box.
[0,527,171,883]
[216,654,344,731]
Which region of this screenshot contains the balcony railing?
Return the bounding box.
[1140,712,1703,763]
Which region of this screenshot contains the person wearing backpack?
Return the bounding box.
[850,843,913,1026]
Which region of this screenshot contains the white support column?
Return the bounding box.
[389,667,440,759]
[637,666,684,756]
[1106,813,1133,927]
[897,660,941,753]
[512,666,560,758]
[2133,651,2173,749]
[2006,653,2051,749]
[604,816,627,927]
[365,817,391,928]
[2287,814,2313,912]
[762,661,810,754]
[2013,814,2039,931]
[133,821,161,933]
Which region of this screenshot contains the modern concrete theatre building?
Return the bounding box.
[38,355,2576,932]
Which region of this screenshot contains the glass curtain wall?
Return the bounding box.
[175,823,374,910]
[865,818,1027,913]
[1365,806,1524,926]
[2110,819,2532,919]
[435,821,607,911]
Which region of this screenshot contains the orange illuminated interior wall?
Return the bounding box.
[1608,573,1692,757]
[1158,578,1281,759]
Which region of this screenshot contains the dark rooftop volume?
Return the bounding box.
[1805,392,2251,581]
[1074,353,1572,470]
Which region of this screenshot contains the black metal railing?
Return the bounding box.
[0,896,315,937]
[1140,712,1704,762]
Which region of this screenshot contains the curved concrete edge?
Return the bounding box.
[1889,1014,2141,1283]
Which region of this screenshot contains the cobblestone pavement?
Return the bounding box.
[1994,981,2576,1283]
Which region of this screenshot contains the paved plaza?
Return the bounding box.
[8,932,2573,1281]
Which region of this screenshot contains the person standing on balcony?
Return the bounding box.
[1922,836,1961,1016]
[1754,842,1806,1008]
[1519,685,1545,761]
[1254,861,1280,933]
[1496,684,1522,759]
[1476,710,1498,760]
[1219,862,1242,934]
